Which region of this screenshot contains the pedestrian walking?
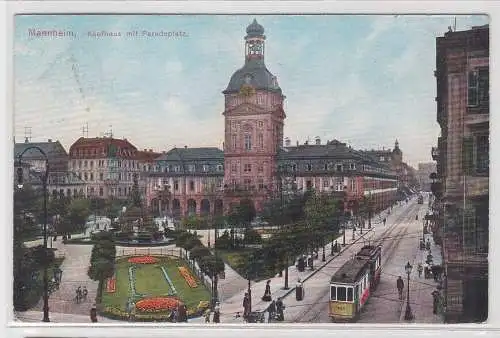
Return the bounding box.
[83,286,88,301]
[243,292,250,320]
[262,280,272,301]
[90,304,97,323]
[383,218,386,226]
[396,276,404,300]
[267,299,276,323]
[213,302,221,323]
[275,298,285,321]
[417,263,423,278]
[204,309,211,323]
[177,304,188,322]
[432,290,441,314]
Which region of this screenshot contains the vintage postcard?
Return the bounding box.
[12,14,489,326]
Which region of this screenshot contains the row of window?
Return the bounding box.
[231,133,265,151]
[230,163,266,174]
[284,162,357,173]
[75,171,138,182]
[71,159,142,170]
[71,147,136,158]
[227,178,268,191]
[159,163,224,173]
[330,274,370,302]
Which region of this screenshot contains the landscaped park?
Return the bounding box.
[100,255,211,321]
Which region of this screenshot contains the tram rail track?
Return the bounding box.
[292,202,421,323]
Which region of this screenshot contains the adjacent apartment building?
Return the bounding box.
[432,24,489,323]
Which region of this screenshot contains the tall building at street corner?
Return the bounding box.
[68,137,161,200]
[432,24,488,323]
[14,138,86,198]
[417,162,437,192]
[145,19,400,218]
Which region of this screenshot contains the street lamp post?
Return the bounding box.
[17,146,50,322]
[404,261,413,321]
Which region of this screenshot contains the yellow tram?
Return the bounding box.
[329,245,382,321]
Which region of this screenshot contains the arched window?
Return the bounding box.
[258,133,263,148]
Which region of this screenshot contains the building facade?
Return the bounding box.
[417,162,437,192]
[143,19,399,219]
[279,139,398,216]
[68,137,147,199]
[222,19,286,212]
[145,147,224,218]
[432,24,489,323]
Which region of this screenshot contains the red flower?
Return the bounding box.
[178,267,198,288]
[128,256,159,264]
[136,297,183,312]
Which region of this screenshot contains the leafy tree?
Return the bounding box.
[67,198,91,234]
[87,232,116,303]
[190,245,211,262]
[199,255,225,276]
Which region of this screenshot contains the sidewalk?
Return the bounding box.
[13,310,118,323]
[400,224,443,323]
[191,199,413,323]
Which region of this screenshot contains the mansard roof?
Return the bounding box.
[155,147,224,162]
[14,140,68,161]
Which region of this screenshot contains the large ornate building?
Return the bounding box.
[68,137,155,199]
[145,19,399,218]
[222,19,286,212]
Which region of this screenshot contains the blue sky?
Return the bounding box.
[14,14,488,167]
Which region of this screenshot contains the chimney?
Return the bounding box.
[296,140,299,146]
[184,145,188,149]
[48,139,52,143]
[25,137,29,143]
[144,149,147,152]
[285,137,291,147]
[149,149,153,152]
[315,136,321,145]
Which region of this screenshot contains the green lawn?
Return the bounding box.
[134,264,171,296]
[101,256,210,312]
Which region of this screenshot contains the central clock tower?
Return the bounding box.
[222,19,286,212]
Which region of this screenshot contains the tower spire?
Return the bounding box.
[245,19,265,62]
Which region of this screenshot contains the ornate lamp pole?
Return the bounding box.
[17,146,50,322]
[404,261,414,321]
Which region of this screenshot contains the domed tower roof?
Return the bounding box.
[246,19,265,38]
[223,19,282,95]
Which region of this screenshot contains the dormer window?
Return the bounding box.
[350,163,356,170]
[324,163,328,171]
[306,164,312,171]
[336,164,343,172]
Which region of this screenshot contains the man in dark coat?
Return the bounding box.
[267,300,276,323]
[275,298,285,321]
[396,276,404,300]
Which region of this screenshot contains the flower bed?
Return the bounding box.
[128,256,159,264]
[178,267,198,288]
[136,296,182,313]
[106,274,116,293]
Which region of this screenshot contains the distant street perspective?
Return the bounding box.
[13,15,488,325]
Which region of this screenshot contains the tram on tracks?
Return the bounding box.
[329,245,382,321]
